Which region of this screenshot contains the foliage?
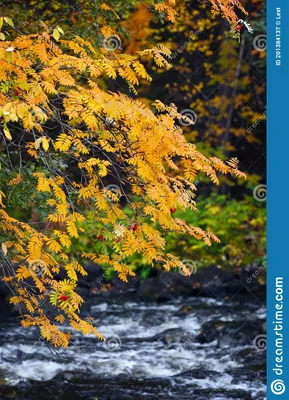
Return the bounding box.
[207,0,247,23]
[0,0,176,41]
[128,0,265,180]
[0,1,248,347]
[165,191,266,268]
[121,0,266,271]
[74,189,266,278]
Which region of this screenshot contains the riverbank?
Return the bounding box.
[75,262,266,303]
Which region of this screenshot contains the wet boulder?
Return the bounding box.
[152,328,188,344]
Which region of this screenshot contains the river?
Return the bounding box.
[0,295,266,399]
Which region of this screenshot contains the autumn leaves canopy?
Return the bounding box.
[0,0,246,347]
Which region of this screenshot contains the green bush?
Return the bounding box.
[164,192,266,268]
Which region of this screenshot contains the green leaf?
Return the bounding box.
[49,290,58,306]
[0,32,5,41]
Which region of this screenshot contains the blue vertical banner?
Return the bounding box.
[267,0,289,398]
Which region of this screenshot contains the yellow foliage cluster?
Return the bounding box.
[0,8,246,348]
[207,0,248,23]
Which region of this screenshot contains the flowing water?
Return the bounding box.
[0,296,266,399]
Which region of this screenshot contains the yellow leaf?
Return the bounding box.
[0,33,5,41]
[55,134,71,151]
[66,220,79,238]
[55,314,65,324]
[16,265,31,280]
[4,17,14,27]
[3,127,12,140]
[10,296,22,305]
[53,29,60,41]
[57,26,64,34]
[101,3,111,11]
[46,238,61,253]
[1,243,7,256]
[17,103,29,119]
[42,137,49,151]
[6,51,14,63]
[65,263,77,281]
[0,191,6,207]
[34,137,43,149]
[0,17,3,30]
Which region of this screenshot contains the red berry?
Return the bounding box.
[170,207,177,214]
[59,295,69,301]
[96,235,104,241]
[132,223,138,231]
[235,23,244,32]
